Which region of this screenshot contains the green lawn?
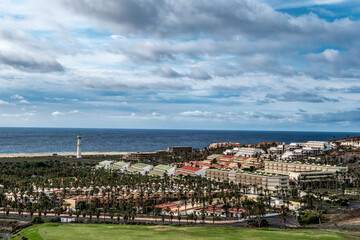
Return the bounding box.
[11,223,358,240]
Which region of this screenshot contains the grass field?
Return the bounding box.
[11,223,358,240]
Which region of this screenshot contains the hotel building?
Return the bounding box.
[206,168,289,191]
[264,160,347,174]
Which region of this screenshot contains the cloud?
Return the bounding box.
[307,49,340,63]
[327,86,360,93]
[0,53,64,73]
[157,65,182,78]
[110,34,125,40]
[0,29,65,73]
[0,0,359,130]
[244,111,282,120]
[51,111,64,116]
[300,107,360,123]
[0,100,10,105]
[81,78,190,91]
[1,112,35,118]
[262,0,347,9]
[180,110,214,117]
[264,91,339,103]
[56,0,360,45]
[18,100,30,104]
[69,110,80,114]
[190,68,212,80]
[11,94,24,100]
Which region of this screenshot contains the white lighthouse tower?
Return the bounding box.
[77,134,82,158]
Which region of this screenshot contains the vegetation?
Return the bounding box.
[298,212,325,226]
[0,160,263,223]
[12,223,355,240]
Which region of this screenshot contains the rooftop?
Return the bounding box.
[179,166,202,172]
[265,160,346,168]
[113,161,128,166]
[133,163,150,168]
[155,164,173,170]
[208,168,288,177]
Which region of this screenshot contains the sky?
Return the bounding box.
[0,0,360,131]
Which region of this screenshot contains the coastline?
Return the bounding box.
[0,152,130,158]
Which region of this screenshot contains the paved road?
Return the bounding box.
[1,211,298,228]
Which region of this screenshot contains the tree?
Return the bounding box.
[279,205,289,228]
[254,202,266,228]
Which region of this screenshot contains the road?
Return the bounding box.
[1,211,298,228]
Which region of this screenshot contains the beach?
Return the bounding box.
[0,152,130,158]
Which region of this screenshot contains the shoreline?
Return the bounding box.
[0,152,130,158]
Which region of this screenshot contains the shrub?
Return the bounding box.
[50,217,61,222]
[298,212,326,225]
[246,219,269,228]
[32,216,44,224]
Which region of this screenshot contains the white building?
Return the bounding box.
[340,140,360,148]
[95,160,114,170]
[269,145,285,155]
[231,148,265,157]
[61,217,76,223]
[111,161,130,172]
[128,163,153,175]
[281,141,335,160]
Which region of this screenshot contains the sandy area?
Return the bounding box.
[0,152,131,158]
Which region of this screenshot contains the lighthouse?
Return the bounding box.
[77,134,82,158]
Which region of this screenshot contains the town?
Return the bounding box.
[2,136,360,233]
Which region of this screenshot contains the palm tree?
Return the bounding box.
[170,212,174,224]
[177,205,181,224]
[279,205,289,228]
[212,205,216,224]
[96,209,101,222]
[254,202,266,228]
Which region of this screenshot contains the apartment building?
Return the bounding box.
[234,148,266,157]
[206,154,222,161]
[148,164,176,176]
[234,157,263,169]
[269,144,285,155]
[175,166,206,177]
[125,152,163,162]
[95,160,114,170]
[208,142,243,149]
[206,168,289,191]
[288,171,336,185]
[264,160,347,174]
[167,146,193,153]
[127,163,153,175]
[111,161,130,172]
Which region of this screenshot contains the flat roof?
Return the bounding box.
[207,168,288,177]
[133,163,150,168]
[155,164,173,170]
[265,160,346,168]
[113,161,128,166]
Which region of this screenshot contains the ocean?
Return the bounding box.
[0,128,359,154]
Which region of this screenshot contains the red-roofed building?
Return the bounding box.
[220,155,234,162]
[193,205,244,218]
[175,166,206,178]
